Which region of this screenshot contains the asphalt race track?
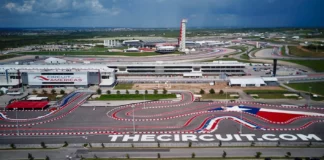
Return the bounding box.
[1,91,324,144]
[61,48,234,62]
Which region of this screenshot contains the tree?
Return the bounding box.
[106,90,111,94]
[154,89,158,95]
[209,88,215,94]
[32,89,37,95]
[163,88,167,94]
[45,156,50,160]
[51,89,56,94]
[145,90,148,95]
[60,89,65,95]
[219,89,224,94]
[41,142,46,148]
[0,90,3,95]
[255,152,262,158]
[157,153,161,158]
[42,89,47,95]
[117,90,121,95]
[285,152,291,158]
[10,143,16,149]
[126,90,129,94]
[188,142,192,147]
[96,88,102,95]
[191,152,195,158]
[101,143,105,148]
[28,153,34,160]
[63,141,68,147]
[222,151,227,158]
[199,89,205,94]
[126,154,130,159]
[135,90,139,95]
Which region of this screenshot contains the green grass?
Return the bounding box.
[114,83,134,90]
[203,58,259,64]
[281,46,286,56]
[287,82,324,96]
[288,46,324,57]
[19,51,165,56]
[202,93,239,99]
[244,90,289,94]
[283,60,324,72]
[254,94,299,99]
[240,54,250,60]
[96,94,176,100]
[227,46,248,52]
[0,54,21,60]
[245,90,299,99]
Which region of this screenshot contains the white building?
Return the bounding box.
[0,64,116,88]
[229,77,266,87]
[44,57,67,64]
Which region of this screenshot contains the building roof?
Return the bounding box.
[229,77,266,85]
[44,57,67,63]
[262,77,278,82]
[0,64,114,72]
[6,101,49,109]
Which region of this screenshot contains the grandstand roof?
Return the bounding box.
[6,101,49,110]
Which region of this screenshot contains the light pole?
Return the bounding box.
[225,87,228,107]
[308,86,312,107]
[15,108,19,136]
[240,109,243,134]
[131,105,135,134]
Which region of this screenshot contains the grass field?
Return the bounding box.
[114,83,134,90]
[287,82,324,96]
[0,54,21,60]
[240,54,250,60]
[281,46,286,56]
[288,46,324,57]
[245,90,299,99]
[244,90,289,94]
[283,60,324,72]
[202,93,239,99]
[254,94,299,99]
[96,94,176,100]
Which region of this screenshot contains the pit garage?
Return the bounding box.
[229,77,266,87]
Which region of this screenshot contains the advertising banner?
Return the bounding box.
[28,73,88,85]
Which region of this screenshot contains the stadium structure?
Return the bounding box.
[0,64,115,88]
[107,61,246,76]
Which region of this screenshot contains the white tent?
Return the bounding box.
[0,87,8,94]
[229,77,266,87]
[44,57,67,64]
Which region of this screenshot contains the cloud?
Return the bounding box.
[3,0,121,16]
[4,0,35,13]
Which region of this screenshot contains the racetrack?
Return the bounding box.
[1,91,324,143]
[60,48,234,63]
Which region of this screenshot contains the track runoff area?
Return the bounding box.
[0,91,324,143]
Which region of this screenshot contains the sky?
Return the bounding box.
[0,0,324,28]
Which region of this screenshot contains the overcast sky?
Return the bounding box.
[1,0,324,28]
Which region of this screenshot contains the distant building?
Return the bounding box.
[156,46,176,53]
[44,57,67,64]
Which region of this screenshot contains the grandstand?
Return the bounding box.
[6,101,49,110]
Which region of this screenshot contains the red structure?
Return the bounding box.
[6,101,49,110]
